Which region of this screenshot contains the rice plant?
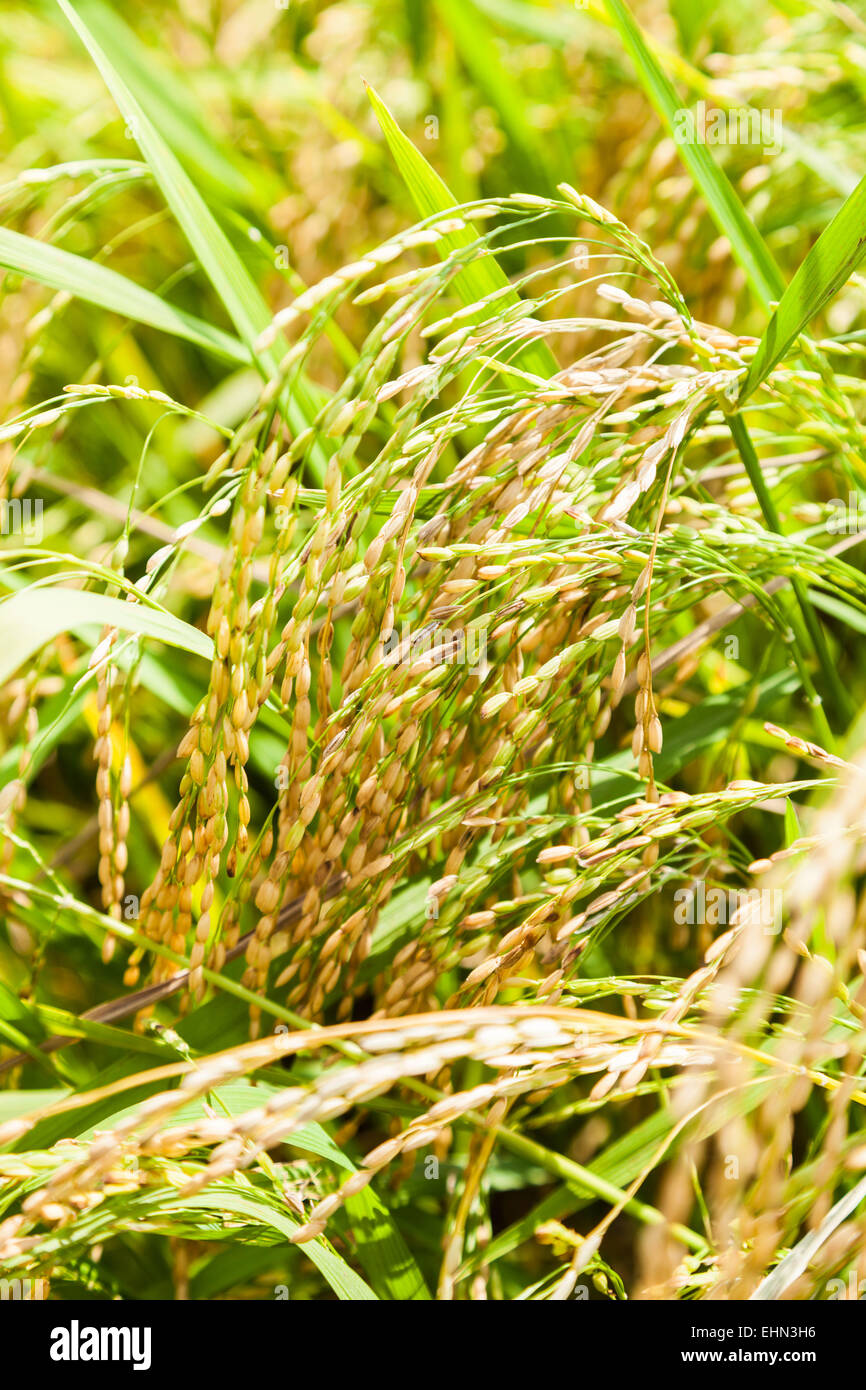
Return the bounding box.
[3,0,866,1304]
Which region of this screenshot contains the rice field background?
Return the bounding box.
[2,0,866,1304]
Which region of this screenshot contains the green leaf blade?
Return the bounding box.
[0,587,213,685]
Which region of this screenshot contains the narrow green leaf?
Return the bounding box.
[740,174,866,400]
[159,1187,379,1301]
[0,586,213,685]
[56,0,322,455]
[603,0,784,309]
[5,1178,377,1302]
[72,0,270,206]
[470,0,855,198]
[604,0,851,730]
[727,412,846,740]
[0,984,170,1060]
[0,226,247,363]
[366,82,559,382]
[784,797,801,848]
[345,1186,431,1300]
[57,0,268,355]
